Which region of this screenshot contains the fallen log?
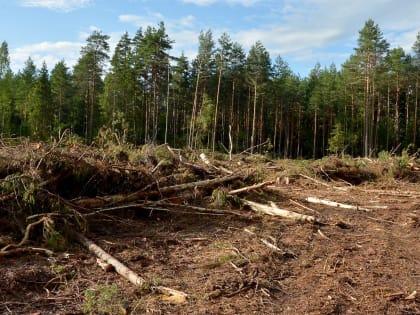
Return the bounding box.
[72,231,146,286]
[74,174,241,209]
[305,196,370,212]
[72,231,187,301]
[242,200,317,223]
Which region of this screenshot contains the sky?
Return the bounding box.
[1,0,419,77]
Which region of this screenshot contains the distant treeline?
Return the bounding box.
[0,19,419,157]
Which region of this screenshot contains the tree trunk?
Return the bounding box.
[250,83,257,154]
[313,105,317,159]
[189,68,201,148]
[395,72,400,146]
[273,103,278,154]
[164,64,170,144]
[212,67,223,152]
[386,81,390,150]
[414,76,418,145]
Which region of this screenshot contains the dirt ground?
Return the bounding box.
[0,147,419,314]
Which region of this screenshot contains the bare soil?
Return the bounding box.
[0,146,419,314]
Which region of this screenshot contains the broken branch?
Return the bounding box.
[75,174,241,209]
[228,180,275,195]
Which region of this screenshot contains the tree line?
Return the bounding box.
[0,19,419,158]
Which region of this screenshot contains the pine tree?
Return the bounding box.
[212,32,232,152]
[15,57,37,136]
[171,53,191,146]
[189,30,215,148]
[0,41,14,134]
[28,62,52,140]
[73,30,110,143]
[51,60,73,137]
[412,32,420,147]
[101,32,136,142]
[246,41,270,153]
[355,19,389,156]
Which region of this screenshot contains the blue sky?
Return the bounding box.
[1,0,419,77]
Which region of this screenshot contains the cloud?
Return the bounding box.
[119,12,200,58]
[229,0,420,70]
[20,0,93,12]
[180,0,260,6]
[10,41,83,71]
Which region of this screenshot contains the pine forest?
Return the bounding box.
[1,19,420,157]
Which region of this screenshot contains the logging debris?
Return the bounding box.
[0,141,419,314]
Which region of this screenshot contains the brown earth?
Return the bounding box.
[0,144,419,314]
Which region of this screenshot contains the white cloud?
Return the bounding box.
[180,0,260,6]
[118,12,200,58]
[229,0,420,70]
[20,0,93,12]
[10,41,82,72]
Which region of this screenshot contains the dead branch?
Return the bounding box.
[156,201,247,217]
[239,139,269,155]
[72,231,188,300]
[200,153,233,175]
[242,200,317,223]
[299,174,348,191]
[243,228,295,257]
[305,196,370,212]
[74,174,241,209]
[0,247,53,257]
[1,217,47,252]
[228,180,275,195]
[288,199,320,215]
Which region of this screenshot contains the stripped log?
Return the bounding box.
[72,232,187,301]
[242,200,316,223]
[73,232,146,286]
[305,196,370,212]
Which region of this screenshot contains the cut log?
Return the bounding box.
[72,231,146,286]
[242,200,317,223]
[72,232,188,301]
[305,197,370,212]
[228,180,275,195]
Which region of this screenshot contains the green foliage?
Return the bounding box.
[51,60,73,137]
[28,62,53,140]
[1,19,419,157]
[44,227,68,251]
[196,93,215,146]
[1,174,37,206]
[211,188,228,207]
[328,122,345,155]
[83,284,123,315]
[377,150,391,162]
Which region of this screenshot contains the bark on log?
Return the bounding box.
[75,174,241,209]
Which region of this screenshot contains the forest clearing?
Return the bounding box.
[1,1,420,314]
[0,138,418,314]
